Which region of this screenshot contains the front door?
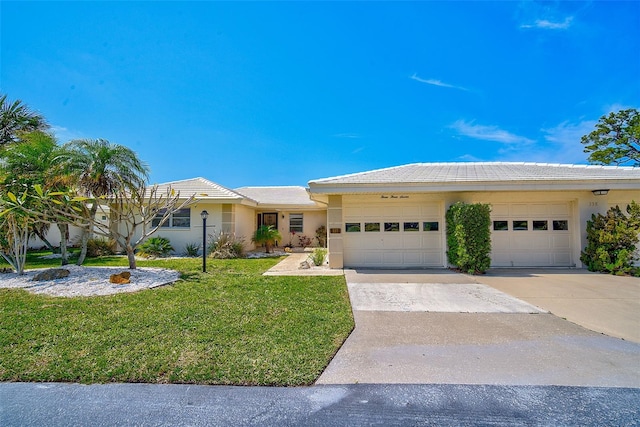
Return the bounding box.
[258,212,278,229]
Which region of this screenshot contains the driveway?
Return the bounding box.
[316,269,640,387]
[473,269,640,343]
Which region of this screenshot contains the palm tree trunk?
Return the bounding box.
[76,204,98,266]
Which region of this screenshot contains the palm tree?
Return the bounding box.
[251,225,282,253]
[0,94,49,147]
[61,138,150,265]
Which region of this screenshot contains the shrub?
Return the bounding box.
[184,242,200,257]
[315,225,327,248]
[446,202,492,274]
[581,201,640,276]
[137,236,174,258]
[252,225,281,253]
[208,231,245,259]
[298,234,312,248]
[310,248,327,266]
[86,238,117,257]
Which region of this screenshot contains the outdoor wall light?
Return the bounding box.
[201,210,209,272]
[592,189,609,196]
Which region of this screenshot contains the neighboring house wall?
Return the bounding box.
[27,224,84,249]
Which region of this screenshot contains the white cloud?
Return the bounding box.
[450,120,534,145]
[521,16,573,30]
[410,74,468,91]
[51,125,85,143]
[332,133,361,139]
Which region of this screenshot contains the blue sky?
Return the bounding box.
[2,1,638,188]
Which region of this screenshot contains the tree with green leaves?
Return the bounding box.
[252,225,282,253]
[0,131,74,263]
[581,109,639,166]
[581,201,640,276]
[60,138,150,265]
[0,94,49,147]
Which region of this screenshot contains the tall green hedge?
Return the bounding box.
[580,201,640,276]
[446,202,492,274]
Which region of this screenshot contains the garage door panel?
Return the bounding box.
[490,202,573,267]
[383,235,403,249]
[403,235,423,249]
[550,203,570,215]
[552,235,571,249]
[364,252,383,264]
[343,201,444,268]
[383,207,403,217]
[402,206,420,217]
[383,252,403,265]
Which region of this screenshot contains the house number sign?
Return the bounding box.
[330,228,341,234]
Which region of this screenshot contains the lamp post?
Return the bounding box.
[201,210,209,272]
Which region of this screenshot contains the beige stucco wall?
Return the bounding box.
[234,204,257,251]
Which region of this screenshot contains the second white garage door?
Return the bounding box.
[343,201,444,268]
[490,202,574,267]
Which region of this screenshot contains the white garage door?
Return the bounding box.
[343,202,444,268]
[490,203,573,267]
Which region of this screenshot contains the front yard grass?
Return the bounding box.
[0,255,354,386]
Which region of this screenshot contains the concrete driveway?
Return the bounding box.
[316,269,640,387]
[473,269,640,343]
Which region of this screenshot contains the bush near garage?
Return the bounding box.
[581,201,640,276]
[446,202,492,274]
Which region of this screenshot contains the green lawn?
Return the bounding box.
[0,254,354,385]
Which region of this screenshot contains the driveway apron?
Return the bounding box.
[316,269,640,387]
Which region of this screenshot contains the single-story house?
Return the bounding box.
[29,162,640,270]
[126,178,327,253]
[306,162,640,269]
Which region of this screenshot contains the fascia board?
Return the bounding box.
[308,180,640,194]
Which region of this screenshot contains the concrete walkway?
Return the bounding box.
[262,252,343,276]
[316,269,640,387]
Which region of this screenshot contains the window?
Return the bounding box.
[289,213,303,233]
[493,221,508,231]
[404,222,419,232]
[346,223,361,232]
[423,221,439,231]
[384,222,399,232]
[513,220,528,231]
[553,220,569,231]
[533,220,548,231]
[152,208,191,228]
[365,222,380,232]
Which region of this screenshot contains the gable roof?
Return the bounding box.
[152,177,253,202]
[235,186,322,208]
[308,162,640,193]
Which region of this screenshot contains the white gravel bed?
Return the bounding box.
[0,265,181,297]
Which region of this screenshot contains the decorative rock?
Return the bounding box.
[32,268,70,281]
[0,267,13,274]
[109,271,131,284]
[299,261,311,270]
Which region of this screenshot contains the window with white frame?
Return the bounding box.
[289,213,303,233]
[152,208,191,228]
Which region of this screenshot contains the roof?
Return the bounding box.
[235,186,321,208]
[308,162,640,193]
[152,177,250,202]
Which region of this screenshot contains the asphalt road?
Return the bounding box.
[2,382,638,426]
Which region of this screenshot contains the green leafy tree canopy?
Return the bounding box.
[581,108,639,166]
